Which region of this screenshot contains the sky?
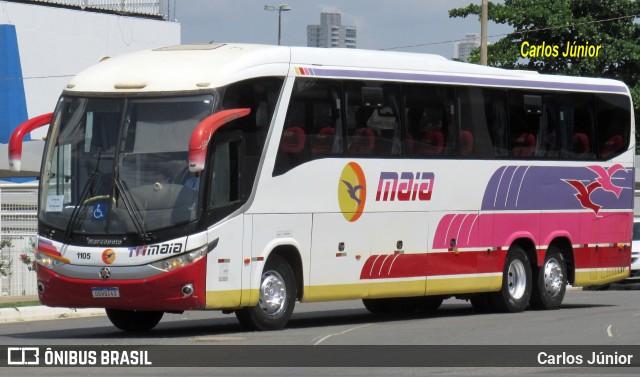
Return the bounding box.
[174,0,513,59]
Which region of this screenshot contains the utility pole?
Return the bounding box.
[480,0,488,65]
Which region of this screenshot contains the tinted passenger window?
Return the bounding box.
[274,78,343,175]
[344,81,402,157]
[596,94,630,159]
[457,87,508,158]
[222,77,284,193]
[404,84,456,157]
[556,93,596,160]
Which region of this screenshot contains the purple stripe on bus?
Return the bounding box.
[481,165,634,211]
[310,68,628,94]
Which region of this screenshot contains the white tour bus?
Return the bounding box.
[10,44,634,331]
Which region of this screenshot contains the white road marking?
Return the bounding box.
[607,324,613,337]
[313,324,372,346]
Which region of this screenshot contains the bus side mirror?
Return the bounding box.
[9,113,53,172]
[188,108,251,173]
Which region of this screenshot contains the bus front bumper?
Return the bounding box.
[36,257,207,311]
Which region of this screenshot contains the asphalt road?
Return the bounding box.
[1,287,640,376]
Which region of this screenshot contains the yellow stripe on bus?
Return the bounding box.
[427,275,502,295]
[205,289,258,309]
[574,268,629,287]
[302,275,502,302]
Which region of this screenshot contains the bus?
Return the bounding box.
[9,44,634,331]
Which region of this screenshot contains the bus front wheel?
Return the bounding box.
[235,254,296,331]
[489,246,532,313]
[105,308,163,332]
[530,247,567,310]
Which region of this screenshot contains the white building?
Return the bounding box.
[453,33,480,62]
[307,12,356,49]
[0,0,180,296]
[0,0,180,178]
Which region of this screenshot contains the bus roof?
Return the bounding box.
[64,43,630,95]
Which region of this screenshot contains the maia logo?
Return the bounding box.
[338,162,367,222]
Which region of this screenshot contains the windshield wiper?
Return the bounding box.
[64,148,102,242]
[113,177,152,243]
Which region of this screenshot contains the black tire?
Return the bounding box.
[530,247,567,310]
[362,298,392,314]
[105,309,163,332]
[470,293,493,313]
[489,246,532,313]
[235,254,296,331]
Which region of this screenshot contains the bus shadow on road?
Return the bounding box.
[7,301,614,341]
[287,301,614,331]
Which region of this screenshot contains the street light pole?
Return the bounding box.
[278,9,283,46]
[264,4,291,46]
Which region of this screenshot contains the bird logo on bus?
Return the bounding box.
[338,162,367,222]
[564,164,626,216]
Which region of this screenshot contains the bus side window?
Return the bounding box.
[596,94,630,160]
[509,92,540,158]
[209,136,241,209]
[403,84,456,158]
[344,81,402,157]
[557,93,596,160]
[457,87,508,158]
[222,77,284,189]
[274,78,343,176]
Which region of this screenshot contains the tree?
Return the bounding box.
[0,239,13,277]
[450,0,640,143]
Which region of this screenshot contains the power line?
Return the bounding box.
[380,13,640,51]
[0,74,74,81]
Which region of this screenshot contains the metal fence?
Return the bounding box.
[15,0,163,17]
[0,183,38,297]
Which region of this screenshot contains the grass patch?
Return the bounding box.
[0,300,41,309]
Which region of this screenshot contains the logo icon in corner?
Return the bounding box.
[101,249,116,265]
[338,162,367,222]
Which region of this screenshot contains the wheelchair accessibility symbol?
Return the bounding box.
[93,203,107,220]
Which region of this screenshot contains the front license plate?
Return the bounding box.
[91,287,120,298]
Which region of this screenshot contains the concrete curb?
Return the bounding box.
[0,306,105,323]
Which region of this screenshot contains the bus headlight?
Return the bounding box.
[150,245,208,272]
[35,250,68,269]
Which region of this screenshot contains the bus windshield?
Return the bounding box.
[39,95,214,240]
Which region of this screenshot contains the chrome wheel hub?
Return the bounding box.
[543,257,564,297]
[507,259,527,300]
[259,271,287,316]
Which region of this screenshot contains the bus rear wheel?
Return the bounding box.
[530,247,567,310]
[489,246,532,313]
[105,309,163,332]
[235,255,296,331]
